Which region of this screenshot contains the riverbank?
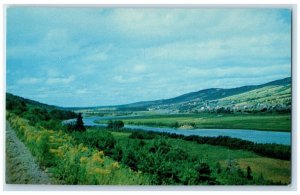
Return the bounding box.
[94,113,291,132]
[79,115,291,145]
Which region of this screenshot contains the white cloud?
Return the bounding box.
[144,33,290,62]
[132,64,147,73]
[183,64,290,78]
[17,77,42,85]
[76,88,88,94]
[113,75,140,83]
[46,75,75,85]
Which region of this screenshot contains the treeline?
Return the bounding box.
[6,93,77,130]
[182,135,290,161]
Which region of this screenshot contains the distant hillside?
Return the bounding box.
[112,77,291,113]
[7,77,291,114]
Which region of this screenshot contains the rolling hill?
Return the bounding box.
[114,77,291,113]
[6,77,291,114]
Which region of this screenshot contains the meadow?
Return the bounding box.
[71,127,291,184]
[95,113,291,132]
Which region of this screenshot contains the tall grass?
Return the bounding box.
[6,112,149,185]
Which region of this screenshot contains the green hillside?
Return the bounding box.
[124,77,291,109]
[87,77,291,114]
[217,85,291,110]
[6,93,77,129]
[145,78,291,113]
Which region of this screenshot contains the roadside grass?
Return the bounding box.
[6,122,50,184]
[7,113,150,185]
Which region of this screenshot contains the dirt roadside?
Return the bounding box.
[5,122,51,184]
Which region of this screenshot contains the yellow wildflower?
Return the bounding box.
[80,157,88,163]
[81,146,89,152]
[98,151,104,156]
[93,168,110,175]
[111,162,120,169]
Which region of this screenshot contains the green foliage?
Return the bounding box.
[107,120,124,129]
[7,113,149,185]
[111,144,123,161]
[6,96,28,115]
[129,131,157,139]
[195,162,217,184]
[115,138,217,185]
[71,131,116,155]
[163,134,291,161]
[215,162,222,174]
[6,93,77,129]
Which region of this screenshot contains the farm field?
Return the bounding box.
[96,113,291,132]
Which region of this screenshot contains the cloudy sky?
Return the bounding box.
[6,7,291,107]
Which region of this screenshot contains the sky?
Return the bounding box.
[6,7,291,107]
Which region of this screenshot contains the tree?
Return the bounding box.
[107,120,124,129]
[215,162,222,174]
[195,163,211,183]
[75,113,86,132]
[246,166,253,180]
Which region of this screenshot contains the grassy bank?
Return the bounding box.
[6,113,150,185]
[95,113,291,132]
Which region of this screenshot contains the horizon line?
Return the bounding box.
[6,76,291,109]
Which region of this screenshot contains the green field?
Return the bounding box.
[110,131,291,184]
[96,113,291,132]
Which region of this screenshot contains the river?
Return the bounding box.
[65,116,291,145]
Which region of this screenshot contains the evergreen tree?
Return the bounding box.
[246,166,253,180]
[75,113,86,132]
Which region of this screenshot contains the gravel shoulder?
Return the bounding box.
[5,122,51,184]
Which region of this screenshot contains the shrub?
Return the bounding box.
[72,131,116,155]
[107,120,124,129]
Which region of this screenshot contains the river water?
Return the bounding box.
[65,116,291,145]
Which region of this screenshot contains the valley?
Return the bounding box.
[5,77,292,185]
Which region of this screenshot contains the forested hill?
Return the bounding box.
[6,93,77,126]
[6,93,60,110]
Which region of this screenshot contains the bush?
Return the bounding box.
[71,131,116,155]
[107,120,124,129]
[129,131,157,139]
